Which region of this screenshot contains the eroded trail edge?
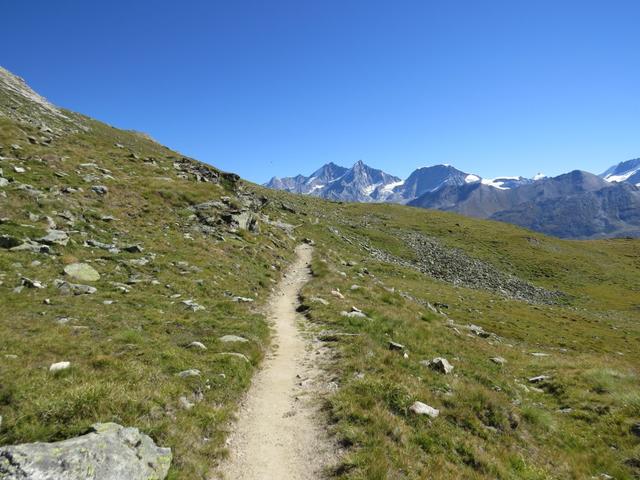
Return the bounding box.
[218,244,335,480]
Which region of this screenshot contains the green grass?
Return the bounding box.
[1,90,640,479]
[247,192,640,479]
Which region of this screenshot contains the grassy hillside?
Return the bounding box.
[1,70,639,479]
[256,191,640,479]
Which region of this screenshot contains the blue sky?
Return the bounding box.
[2,1,639,183]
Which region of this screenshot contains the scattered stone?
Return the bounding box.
[630,423,640,437]
[409,401,439,418]
[330,289,344,299]
[181,299,205,311]
[187,341,207,350]
[178,396,195,410]
[490,356,506,365]
[0,234,22,249]
[177,369,201,378]
[422,357,454,374]
[21,277,45,289]
[219,335,249,343]
[467,324,491,338]
[38,229,69,246]
[86,239,119,252]
[13,166,26,173]
[389,341,405,351]
[54,279,97,295]
[123,244,144,253]
[63,263,100,282]
[43,298,51,305]
[309,296,329,305]
[91,185,108,195]
[232,296,254,303]
[341,307,368,318]
[216,352,250,363]
[10,240,51,254]
[531,352,550,357]
[0,422,171,479]
[528,375,550,383]
[49,361,70,373]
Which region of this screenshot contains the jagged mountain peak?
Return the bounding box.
[601,158,640,185]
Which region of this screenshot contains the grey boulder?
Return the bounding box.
[0,422,171,479]
[38,229,69,246]
[64,262,100,282]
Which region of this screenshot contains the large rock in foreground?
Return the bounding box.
[0,422,171,479]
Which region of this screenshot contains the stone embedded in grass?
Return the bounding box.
[630,423,640,437]
[181,299,205,311]
[409,401,439,418]
[528,375,550,383]
[219,335,249,343]
[123,244,144,253]
[341,307,367,318]
[177,369,201,378]
[467,324,491,338]
[389,341,405,351]
[49,361,70,372]
[64,263,100,282]
[330,289,344,299]
[38,229,69,246]
[422,357,454,374]
[232,296,254,303]
[187,341,207,350]
[54,279,97,295]
[178,396,195,410]
[0,422,171,479]
[21,277,45,289]
[490,356,506,365]
[91,185,108,195]
[10,240,51,254]
[309,296,329,305]
[0,234,22,249]
[216,352,250,363]
[531,352,550,357]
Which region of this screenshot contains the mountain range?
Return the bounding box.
[266,160,640,239]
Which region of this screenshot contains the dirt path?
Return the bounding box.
[218,244,335,480]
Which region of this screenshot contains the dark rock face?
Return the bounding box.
[265,161,400,202]
[265,162,349,195]
[0,423,172,479]
[373,164,472,203]
[322,160,401,202]
[410,171,640,239]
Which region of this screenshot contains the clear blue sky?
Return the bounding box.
[2,0,639,182]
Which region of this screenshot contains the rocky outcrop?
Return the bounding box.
[0,422,171,479]
[355,229,564,304]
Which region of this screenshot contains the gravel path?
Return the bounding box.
[218,244,335,480]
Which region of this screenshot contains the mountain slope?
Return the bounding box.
[601,157,640,186]
[409,170,640,238]
[2,66,640,480]
[320,160,400,202]
[372,164,474,203]
[265,162,348,194]
[0,67,299,478]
